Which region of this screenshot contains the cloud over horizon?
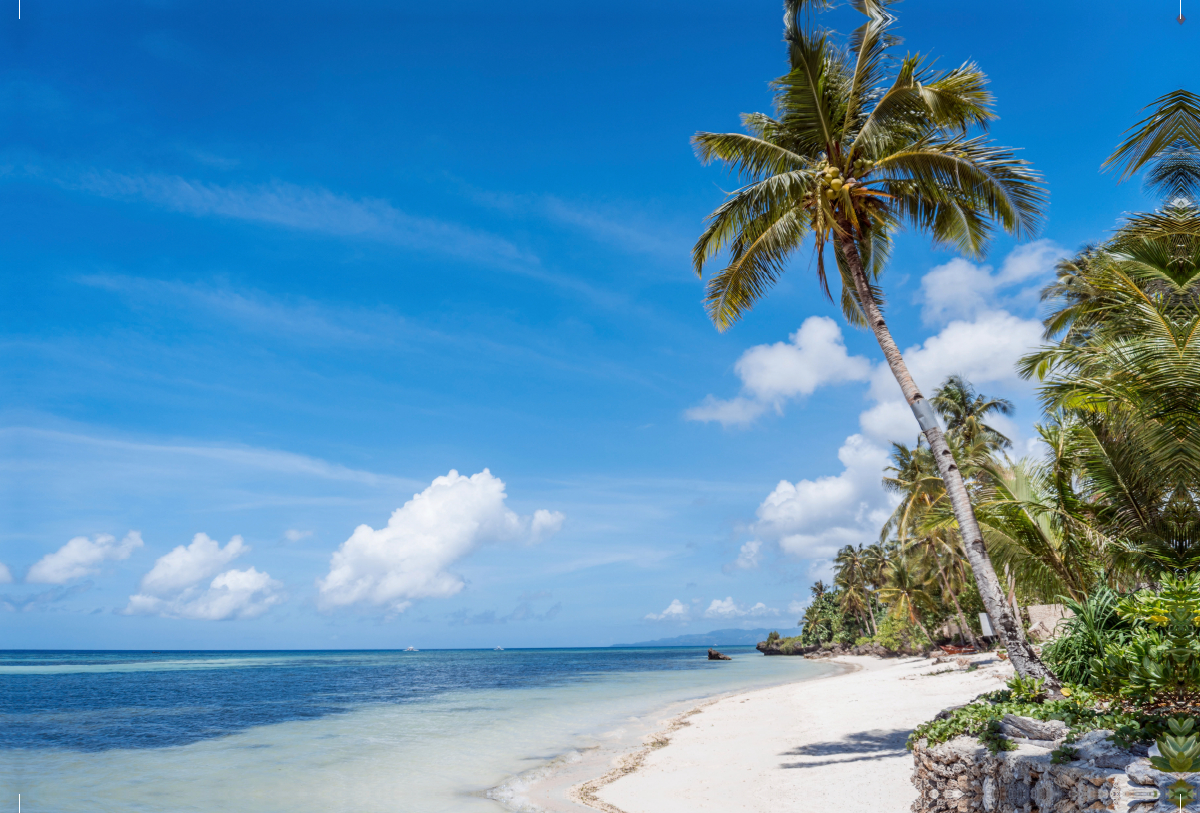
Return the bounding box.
[316,469,565,613]
[26,532,143,584]
[124,533,283,621]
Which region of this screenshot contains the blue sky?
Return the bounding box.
[1,0,1194,649]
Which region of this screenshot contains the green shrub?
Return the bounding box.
[907,691,1137,753]
[1091,574,1200,708]
[1042,586,1131,686]
[874,613,931,653]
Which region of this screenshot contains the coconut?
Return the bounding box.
[825,189,837,200]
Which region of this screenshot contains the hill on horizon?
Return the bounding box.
[613,628,787,647]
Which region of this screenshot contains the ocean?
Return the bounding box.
[1,647,838,812]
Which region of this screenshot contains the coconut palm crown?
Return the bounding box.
[692,0,1045,330]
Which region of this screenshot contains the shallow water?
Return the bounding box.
[1,648,837,812]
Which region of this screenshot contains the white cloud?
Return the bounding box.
[317,469,563,612]
[645,599,690,621]
[787,599,808,616]
[730,540,762,570]
[919,239,1066,324]
[26,532,143,584]
[751,435,893,560]
[283,529,312,543]
[125,567,283,621]
[703,597,779,618]
[124,533,283,621]
[860,310,1045,445]
[137,533,248,595]
[685,395,768,426]
[686,317,871,427]
[998,240,1069,285]
[0,563,12,584]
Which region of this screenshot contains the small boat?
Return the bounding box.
[404,646,419,652]
[494,647,504,651]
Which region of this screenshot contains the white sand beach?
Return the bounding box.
[567,653,1015,813]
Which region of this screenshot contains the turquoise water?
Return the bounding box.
[1,647,837,812]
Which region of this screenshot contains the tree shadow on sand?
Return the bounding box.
[779,728,911,769]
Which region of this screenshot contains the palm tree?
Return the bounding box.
[931,374,1014,450]
[877,559,938,644]
[691,0,1053,683]
[834,544,875,635]
[881,435,979,646]
[1021,91,1200,575]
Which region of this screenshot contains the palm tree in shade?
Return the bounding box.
[877,559,938,644]
[691,0,1054,683]
[834,544,875,635]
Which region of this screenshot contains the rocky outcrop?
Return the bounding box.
[910,723,1177,812]
[707,648,731,660]
[756,640,821,656]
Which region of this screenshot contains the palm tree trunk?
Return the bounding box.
[837,231,1059,689]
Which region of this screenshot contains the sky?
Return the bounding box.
[1,0,1195,649]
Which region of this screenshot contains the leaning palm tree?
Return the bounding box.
[692,0,1053,683]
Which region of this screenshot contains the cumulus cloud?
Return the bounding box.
[859,310,1045,444]
[728,540,762,571]
[645,599,690,622]
[317,469,564,612]
[137,533,247,595]
[0,563,11,584]
[124,534,283,620]
[26,532,143,584]
[920,239,1066,324]
[686,317,871,427]
[752,435,893,560]
[703,597,778,618]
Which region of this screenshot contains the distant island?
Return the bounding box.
[613,628,781,647]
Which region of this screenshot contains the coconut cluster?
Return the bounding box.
[819,157,873,201]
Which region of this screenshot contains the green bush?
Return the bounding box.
[1042,586,1131,686]
[873,613,931,653]
[1091,574,1200,708]
[908,689,1134,753]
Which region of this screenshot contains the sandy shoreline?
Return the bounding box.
[526,652,1016,813]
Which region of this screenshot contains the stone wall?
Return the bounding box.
[910,721,1190,813]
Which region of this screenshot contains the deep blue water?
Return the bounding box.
[0,646,762,752]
